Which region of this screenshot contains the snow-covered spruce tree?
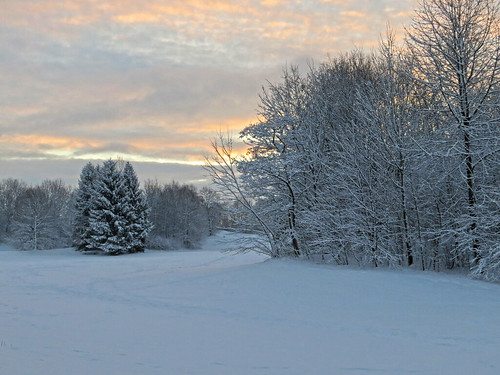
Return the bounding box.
[121,162,152,253]
[83,160,125,254]
[79,160,151,255]
[73,162,97,250]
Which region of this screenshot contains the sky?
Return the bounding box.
[0,0,416,186]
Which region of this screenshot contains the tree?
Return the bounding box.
[350,32,435,268]
[202,1,500,280]
[122,162,152,253]
[11,180,72,250]
[239,66,311,257]
[406,0,500,267]
[144,180,209,249]
[84,160,126,254]
[205,132,281,257]
[12,186,54,250]
[0,179,27,242]
[199,186,223,236]
[73,162,98,250]
[78,160,151,255]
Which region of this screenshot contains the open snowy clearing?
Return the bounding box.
[1,232,500,375]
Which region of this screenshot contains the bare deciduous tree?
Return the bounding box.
[406,0,500,266]
[12,180,72,250]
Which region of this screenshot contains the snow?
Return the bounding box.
[1,232,500,375]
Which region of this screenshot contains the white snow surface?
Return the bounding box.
[1,232,500,375]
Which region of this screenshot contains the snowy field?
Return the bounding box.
[1,232,500,375]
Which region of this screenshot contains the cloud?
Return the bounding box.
[0,61,268,165]
[0,0,417,184]
[1,1,416,66]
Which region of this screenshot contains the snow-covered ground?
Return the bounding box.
[1,232,500,375]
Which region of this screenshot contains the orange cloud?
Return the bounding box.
[260,0,287,7]
[0,134,101,151]
[320,0,354,3]
[113,13,161,24]
[60,16,97,25]
[0,111,257,164]
[174,116,257,135]
[340,10,369,19]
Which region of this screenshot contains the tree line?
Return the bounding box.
[205,0,500,281]
[0,160,224,253]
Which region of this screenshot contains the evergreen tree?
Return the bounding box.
[84,160,126,254]
[74,160,152,255]
[73,162,97,250]
[122,162,152,253]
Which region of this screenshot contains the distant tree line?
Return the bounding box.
[205,0,500,281]
[0,161,224,253]
[144,180,224,249]
[0,179,73,250]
